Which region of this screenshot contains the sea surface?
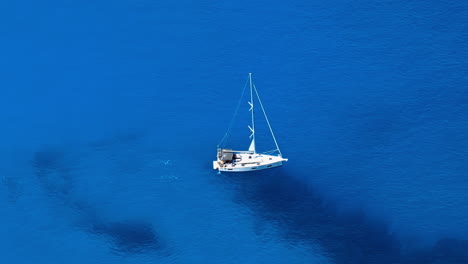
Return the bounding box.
[1,0,468,263]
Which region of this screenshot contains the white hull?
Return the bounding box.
[213,153,287,172]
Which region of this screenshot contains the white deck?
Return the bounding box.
[213,153,288,172]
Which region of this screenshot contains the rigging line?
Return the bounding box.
[217,76,250,147]
[253,83,283,157]
[263,149,280,154]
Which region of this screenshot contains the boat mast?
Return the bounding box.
[248,73,256,153]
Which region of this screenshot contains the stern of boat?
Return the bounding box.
[213,161,220,170]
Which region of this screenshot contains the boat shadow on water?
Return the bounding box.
[31,148,167,256]
[218,169,468,264]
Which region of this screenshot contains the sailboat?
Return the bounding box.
[213,73,288,172]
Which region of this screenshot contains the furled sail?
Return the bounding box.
[248,139,256,152]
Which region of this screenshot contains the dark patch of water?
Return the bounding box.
[220,169,468,263]
[32,148,166,255]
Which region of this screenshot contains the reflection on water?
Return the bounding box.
[220,169,468,264]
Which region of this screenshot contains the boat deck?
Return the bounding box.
[214,153,287,172]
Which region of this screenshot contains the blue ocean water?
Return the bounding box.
[1,0,467,263]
